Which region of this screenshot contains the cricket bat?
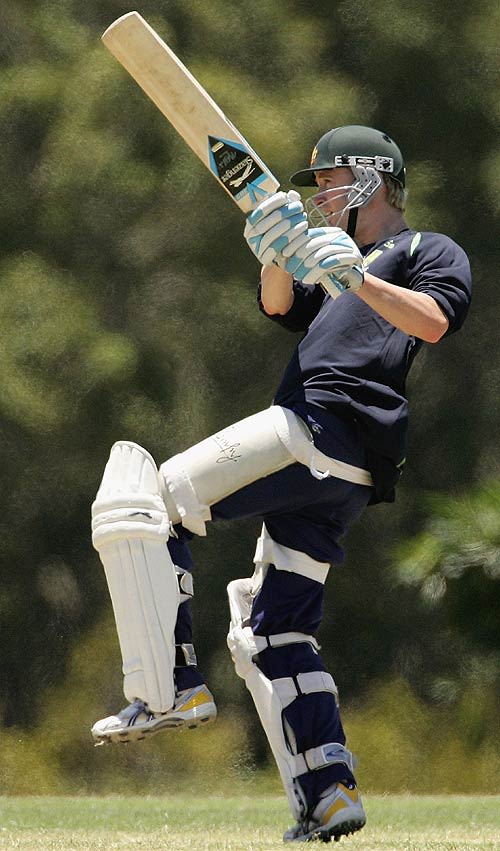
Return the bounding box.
[101,11,280,213]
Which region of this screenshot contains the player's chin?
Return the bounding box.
[322,208,347,228]
[310,208,338,228]
[334,210,350,229]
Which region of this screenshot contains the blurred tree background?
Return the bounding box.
[0,0,499,794]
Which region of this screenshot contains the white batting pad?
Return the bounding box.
[159,405,372,537]
[226,578,305,821]
[92,441,179,713]
[227,577,345,822]
[159,408,294,535]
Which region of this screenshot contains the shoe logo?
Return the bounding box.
[128,511,153,519]
[323,748,339,761]
[322,744,345,764]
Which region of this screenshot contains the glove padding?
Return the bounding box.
[283,226,364,297]
[244,190,308,267]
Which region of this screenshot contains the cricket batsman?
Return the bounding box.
[90,126,472,842]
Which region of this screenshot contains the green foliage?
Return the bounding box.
[0,254,137,433]
[346,678,500,793]
[395,481,500,655]
[393,481,500,757]
[396,482,500,592]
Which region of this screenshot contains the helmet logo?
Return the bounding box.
[310,145,318,166]
[333,154,394,173]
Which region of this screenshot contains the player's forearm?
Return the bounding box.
[260,264,295,315]
[356,272,449,342]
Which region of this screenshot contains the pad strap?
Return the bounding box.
[161,461,212,536]
[292,742,354,778]
[270,406,373,487]
[253,632,320,654]
[175,565,194,602]
[254,525,330,584]
[175,643,197,667]
[273,671,338,709]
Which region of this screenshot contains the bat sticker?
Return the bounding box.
[208,136,269,205]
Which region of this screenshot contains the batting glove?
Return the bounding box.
[283,226,364,297]
[244,190,308,267]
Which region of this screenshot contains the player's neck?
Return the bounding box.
[355,207,408,249]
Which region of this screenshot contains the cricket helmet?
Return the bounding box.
[290,125,406,187]
[290,125,405,237]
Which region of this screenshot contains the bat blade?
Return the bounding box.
[102,11,280,212]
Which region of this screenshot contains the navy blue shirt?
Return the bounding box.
[259,228,472,503]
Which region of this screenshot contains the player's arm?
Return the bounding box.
[260,264,295,315]
[356,272,449,343]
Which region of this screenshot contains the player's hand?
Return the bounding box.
[282,226,364,297]
[244,190,308,267]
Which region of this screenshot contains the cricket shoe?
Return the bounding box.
[91,684,217,745]
[283,782,366,843]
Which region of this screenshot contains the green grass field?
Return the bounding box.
[0,795,499,850]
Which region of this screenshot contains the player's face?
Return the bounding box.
[311,167,356,229]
